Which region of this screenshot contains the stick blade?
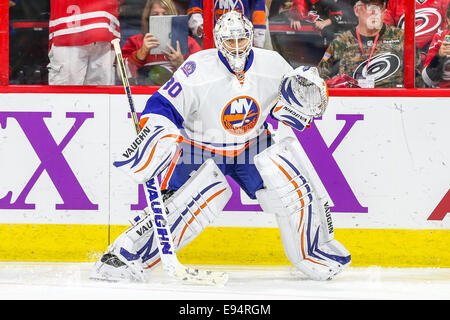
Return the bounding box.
[173,265,229,286]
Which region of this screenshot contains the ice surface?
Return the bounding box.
[0,262,448,300]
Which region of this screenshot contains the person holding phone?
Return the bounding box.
[121,0,202,85]
[421,5,450,88]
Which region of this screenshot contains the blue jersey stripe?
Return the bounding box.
[142,92,185,129]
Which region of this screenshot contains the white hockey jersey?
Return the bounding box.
[141,48,293,155]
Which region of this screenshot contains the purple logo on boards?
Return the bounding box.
[0,112,98,210]
[0,110,366,214]
[131,114,367,214]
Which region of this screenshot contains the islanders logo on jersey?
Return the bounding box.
[221,96,260,135]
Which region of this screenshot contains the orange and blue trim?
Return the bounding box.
[169,181,227,245]
[274,154,351,265]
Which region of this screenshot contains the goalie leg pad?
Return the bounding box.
[164,159,232,251]
[254,137,350,280]
[92,159,232,281]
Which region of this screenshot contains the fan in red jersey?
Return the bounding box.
[47,0,120,85]
[422,4,450,87]
[384,0,450,59]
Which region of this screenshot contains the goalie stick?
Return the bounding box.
[111,38,228,286]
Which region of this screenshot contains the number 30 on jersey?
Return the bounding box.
[162,77,182,98]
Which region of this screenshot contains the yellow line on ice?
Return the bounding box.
[0,224,448,267]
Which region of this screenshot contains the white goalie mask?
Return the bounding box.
[278,66,329,117]
[214,11,254,73]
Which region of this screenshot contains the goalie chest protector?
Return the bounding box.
[143,48,293,151]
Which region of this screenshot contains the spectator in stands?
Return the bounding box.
[8,0,18,81]
[384,0,450,61]
[288,0,357,46]
[422,4,450,88]
[187,0,268,48]
[317,0,422,88]
[264,0,274,49]
[173,0,190,14]
[9,1,18,37]
[121,0,202,85]
[47,0,120,85]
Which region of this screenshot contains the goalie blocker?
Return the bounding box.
[112,114,182,184]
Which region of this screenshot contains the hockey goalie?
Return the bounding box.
[91,11,351,282]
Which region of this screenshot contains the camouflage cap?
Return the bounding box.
[353,0,388,5]
[353,0,389,3]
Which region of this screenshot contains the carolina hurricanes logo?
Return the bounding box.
[221,96,260,135]
[306,11,321,23]
[398,8,442,37]
[353,53,401,83]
